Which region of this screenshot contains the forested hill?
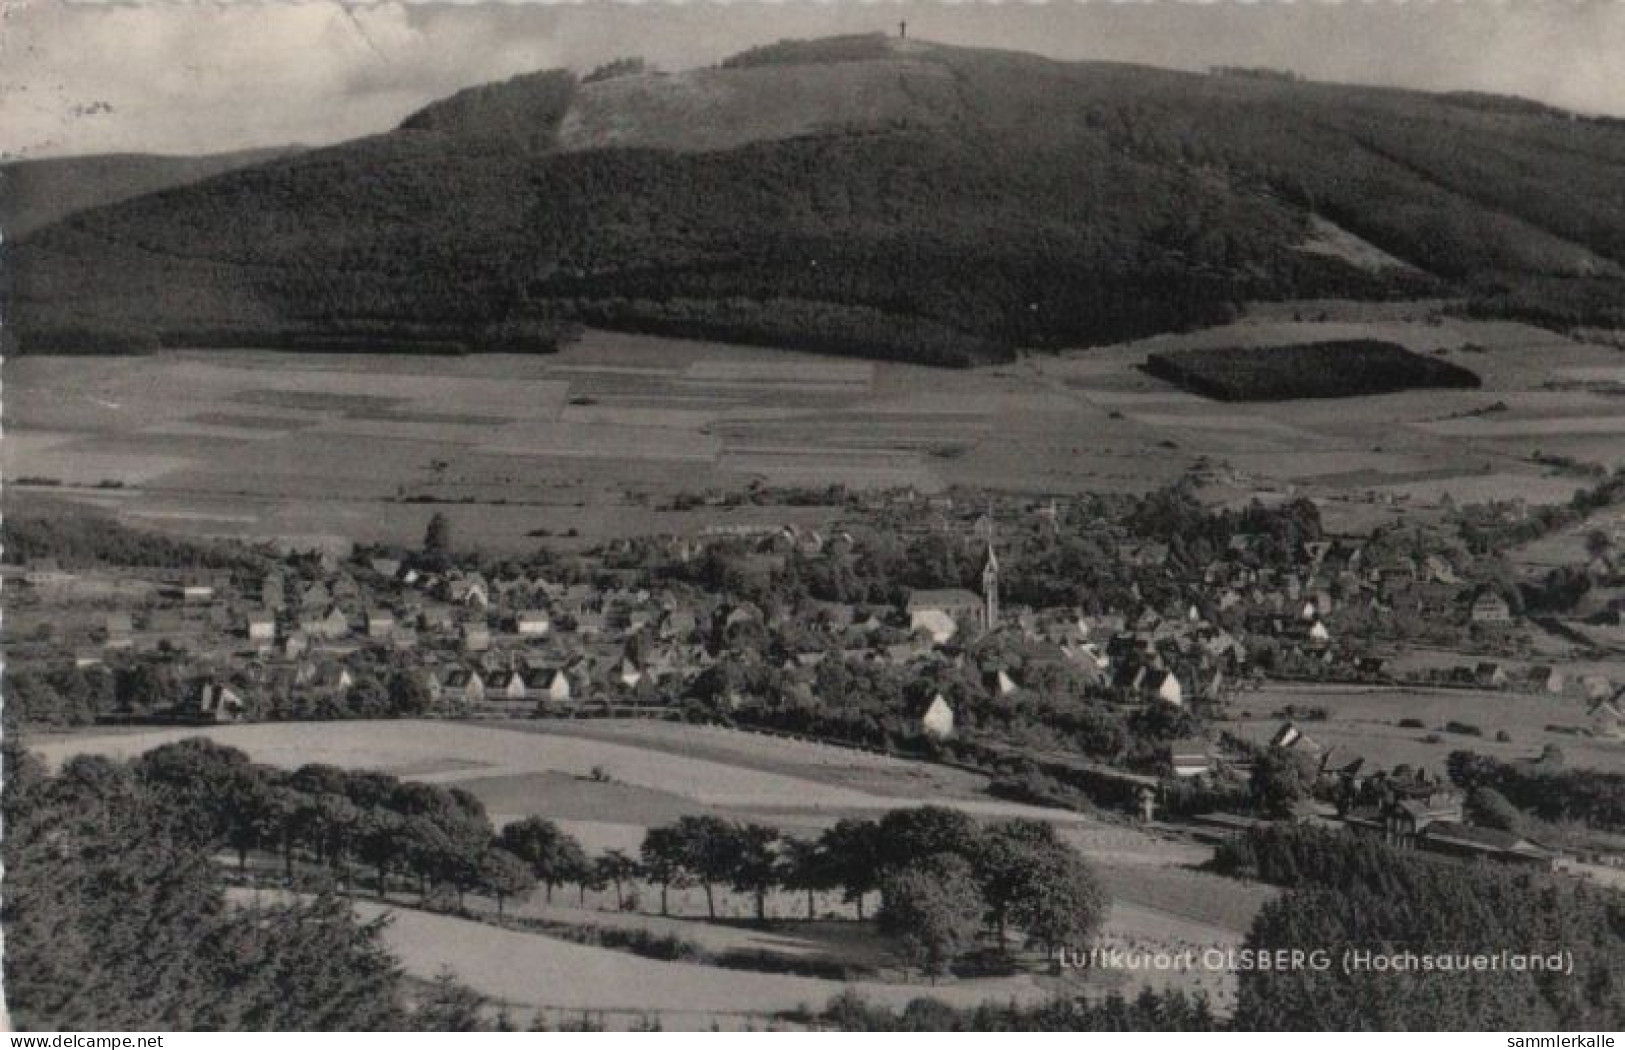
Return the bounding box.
[0,147,301,240]
[9,35,1625,365]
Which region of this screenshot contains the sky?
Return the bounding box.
[4,0,1624,159]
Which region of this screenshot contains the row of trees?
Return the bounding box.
[2,509,271,572]
[1448,749,1625,833]
[2,659,443,732]
[637,807,1108,977]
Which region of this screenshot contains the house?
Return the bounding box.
[184,678,247,723]
[1590,698,1624,741]
[18,559,71,589]
[331,573,362,604]
[513,610,551,638]
[299,606,351,641]
[1581,675,1615,702]
[105,611,135,650]
[532,667,573,704]
[985,668,1020,697]
[1417,822,1555,869]
[908,607,960,645]
[162,577,216,603]
[310,664,355,695]
[462,623,492,653]
[364,608,396,640]
[917,693,955,740]
[280,631,310,659]
[615,658,645,691]
[419,605,457,633]
[1382,790,1465,846]
[1524,666,1565,694]
[1165,738,1213,778]
[1469,591,1513,624]
[1270,722,1323,755]
[441,667,486,704]
[485,669,529,702]
[245,611,276,643]
[907,588,984,642]
[1474,662,1509,690]
[1144,669,1183,706]
[443,574,490,609]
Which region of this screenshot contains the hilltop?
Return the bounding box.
[8,35,1625,364]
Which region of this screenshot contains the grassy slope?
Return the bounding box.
[9,38,1625,362]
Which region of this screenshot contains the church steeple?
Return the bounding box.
[981,542,1000,630]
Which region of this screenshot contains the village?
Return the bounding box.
[9,476,1625,886]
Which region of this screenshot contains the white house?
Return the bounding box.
[486,669,529,702]
[441,668,485,704]
[909,608,959,645]
[514,610,551,638]
[1146,669,1183,706]
[246,612,276,642]
[533,668,573,704]
[919,693,955,740]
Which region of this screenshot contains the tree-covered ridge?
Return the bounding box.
[1222,824,1625,1031]
[10,38,1625,362]
[0,147,302,240]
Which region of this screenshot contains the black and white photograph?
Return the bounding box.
[2,0,1623,1035]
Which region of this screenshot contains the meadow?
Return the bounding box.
[7,308,1621,553]
[1221,681,1623,773]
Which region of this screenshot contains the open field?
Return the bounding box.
[232,865,1254,1029]
[1222,682,1624,774]
[353,899,1054,1026]
[32,718,1133,831]
[7,309,1622,551]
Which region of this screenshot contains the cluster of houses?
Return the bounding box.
[10,490,1623,751]
[1187,721,1567,870]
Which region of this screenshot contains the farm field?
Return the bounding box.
[8,308,1623,552]
[1511,504,1625,571]
[32,718,1112,820]
[350,898,1055,1027]
[232,857,1258,1029]
[1221,682,1624,774]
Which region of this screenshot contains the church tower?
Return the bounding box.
[981,542,1000,630]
